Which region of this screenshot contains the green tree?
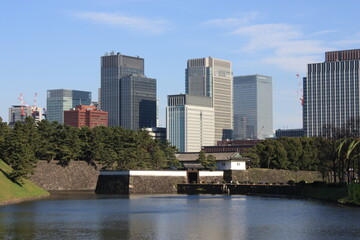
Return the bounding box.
[196,151,216,170]
[337,138,360,183]
[0,117,10,160]
[158,140,181,169]
[256,139,289,169]
[278,137,303,170]
[205,154,217,170]
[78,126,94,162]
[197,151,206,167]
[3,119,38,183]
[35,120,58,161]
[55,125,81,165]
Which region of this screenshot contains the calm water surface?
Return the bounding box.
[1,192,360,240]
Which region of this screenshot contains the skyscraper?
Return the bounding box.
[186,57,233,142]
[167,94,214,152]
[233,74,273,140]
[46,89,91,124]
[303,49,360,137]
[100,52,156,129]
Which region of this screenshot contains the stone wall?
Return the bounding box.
[30,160,100,191]
[199,171,224,183]
[129,176,186,194]
[224,169,322,184]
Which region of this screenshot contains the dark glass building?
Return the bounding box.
[100,52,156,129]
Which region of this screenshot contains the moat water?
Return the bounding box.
[1,192,360,240]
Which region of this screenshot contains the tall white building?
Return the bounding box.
[304,49,360,136]
[233,74,273,140]
[186,57,233,142]
[167,94,214,152]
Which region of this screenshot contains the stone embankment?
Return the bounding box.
[30,160,101,191]
[225,169,322,184]
[177,183,301,195]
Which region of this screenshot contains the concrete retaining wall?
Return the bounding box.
[224,169,322,184]
[96,171,187,194]
[30,160,100,191]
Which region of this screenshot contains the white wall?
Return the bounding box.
[216,161,246,170]
[198,171,223,177]
[100,170,187,177]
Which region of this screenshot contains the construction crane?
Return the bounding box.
[17,93,41,122]
[296,74,304,106]
[17,93,29,122]
[32,93,40,120]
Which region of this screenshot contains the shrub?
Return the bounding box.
[348,183,360,202]
[287,180,295,185]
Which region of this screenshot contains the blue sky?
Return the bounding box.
[1,0,360,129]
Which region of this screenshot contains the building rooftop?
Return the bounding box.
[176,152,249,162]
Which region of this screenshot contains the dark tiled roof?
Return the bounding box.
[176,152,249,162]
[183,163,205,169]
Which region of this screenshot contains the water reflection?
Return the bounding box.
[1,192,360,240]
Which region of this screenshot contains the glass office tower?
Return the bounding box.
[46,89,91,124]
[100,52,156,129]
[233,74,273,140]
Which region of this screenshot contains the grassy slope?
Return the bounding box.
[0,159,49,203]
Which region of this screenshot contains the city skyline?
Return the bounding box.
[1,0,360,129]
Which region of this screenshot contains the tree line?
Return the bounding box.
[0,117,179,183]
[244,123,360,183]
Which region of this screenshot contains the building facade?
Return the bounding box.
[144,127,166,141]
[120,75,156,130]
[275,128,304,138]
[100,52,156,129]
[186,57,233,142]
[46,89,91,124]
[8,105,42,125]
[64,105,108,128]
[233,74,273,140]
[303,49,360,137]
[167,94,214,152]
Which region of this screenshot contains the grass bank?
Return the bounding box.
[0,159,49,205]
[300,182,360,206]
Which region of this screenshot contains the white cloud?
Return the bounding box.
[230,23,330,73]
[310,29,337,36]
[333,39,360,45]
[74,11,173,34]
[263,55,318,72]
[231,23,302,51]
[203,12,258,27]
